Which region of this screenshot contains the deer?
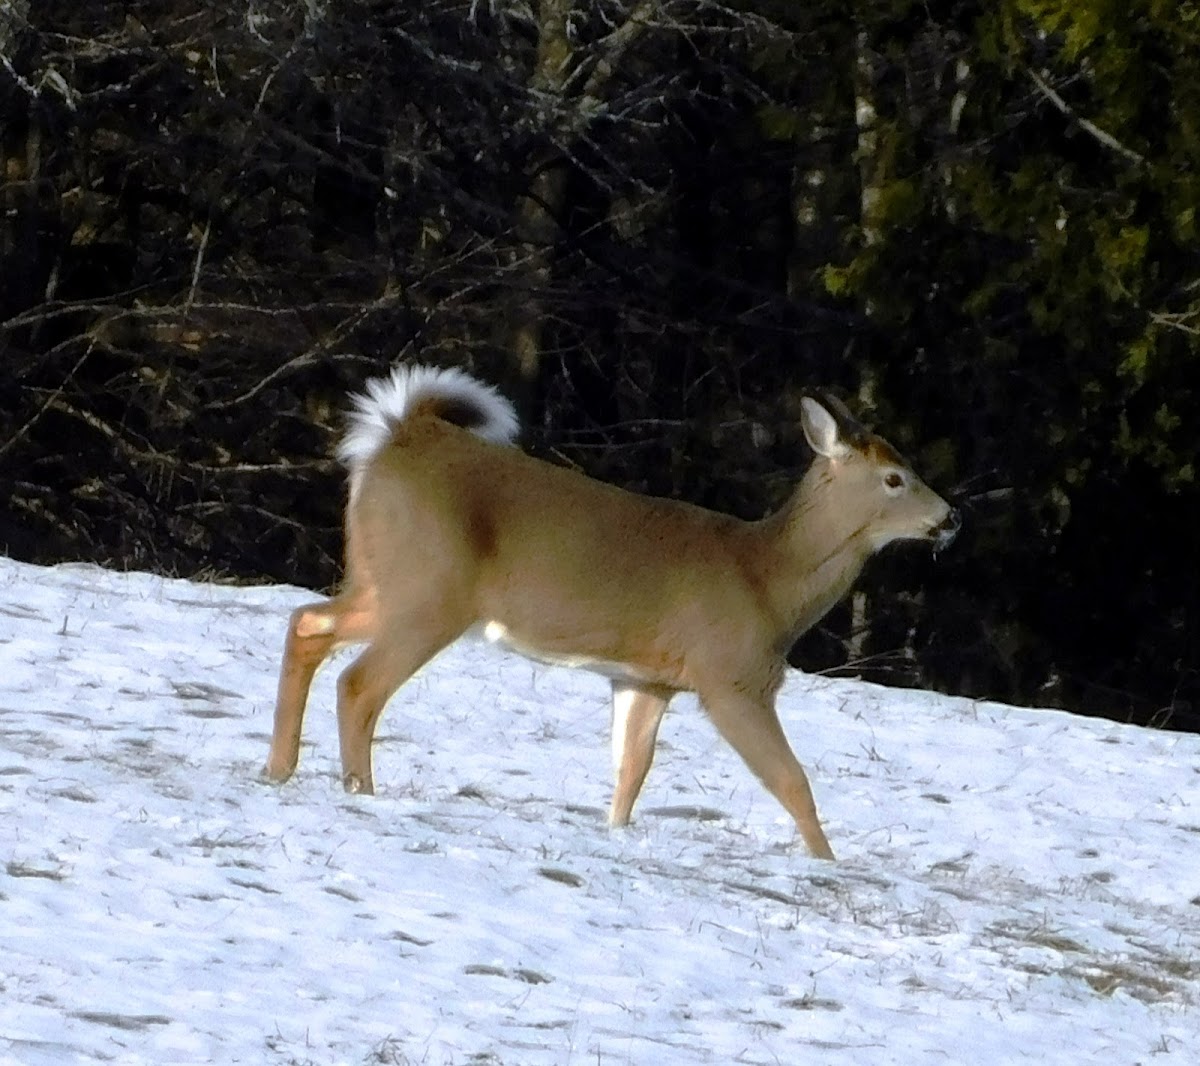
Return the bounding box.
[263,364,960,860]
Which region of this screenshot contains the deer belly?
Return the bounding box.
[478,620,653,685]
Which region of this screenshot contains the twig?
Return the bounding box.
[562,0,657,134]
[1024,67,1145,166]
[205,283,405,410]
[45,398,160,465]
[1147,308,1200,337]
[185,217,211,313]
[0,342,94,464]
[0,296,372,334]
[41,398,334,476]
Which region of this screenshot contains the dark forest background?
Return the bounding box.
[1,1,1197,731]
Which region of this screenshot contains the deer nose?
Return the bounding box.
[932,507,961,555]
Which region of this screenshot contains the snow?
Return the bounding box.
[1,556,1198,1065]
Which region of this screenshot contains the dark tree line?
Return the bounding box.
[1,1,1197,730]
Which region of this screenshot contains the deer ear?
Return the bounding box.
[801,396,852,460]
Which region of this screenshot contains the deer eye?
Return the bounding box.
[883,470,907,493]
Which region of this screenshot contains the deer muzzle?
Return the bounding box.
[931,508,961,556]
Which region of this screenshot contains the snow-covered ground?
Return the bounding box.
[1,556,1198,1065]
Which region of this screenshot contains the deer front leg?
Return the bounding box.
[699,685,835,860]
[608,682,673,827]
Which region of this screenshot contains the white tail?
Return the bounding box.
[264,365,960,860]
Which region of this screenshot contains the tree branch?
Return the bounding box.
[1025,66,1145,166]
[0,342,94,464]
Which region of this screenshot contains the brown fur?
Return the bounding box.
[264,394,957,860]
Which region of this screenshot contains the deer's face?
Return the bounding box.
[801,395,960,555]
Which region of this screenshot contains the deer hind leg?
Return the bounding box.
[264,594,377,784]
[608,682,673,827]
[700,687,835,860]
[336,609,465,795]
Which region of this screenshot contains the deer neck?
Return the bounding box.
[755,462,874,646]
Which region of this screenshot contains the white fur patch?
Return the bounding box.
[294,611,336,638]
[611,686,639,776]
[338,364,520,484]
[483,620,509,644]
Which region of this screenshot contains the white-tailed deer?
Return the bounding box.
[264,365,959,859]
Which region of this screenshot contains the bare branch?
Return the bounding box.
[41,397,334,476]
[578,0,657,102]
[0,342,94,464]
[205,282,406,410]
[1025,66,1146,167]
[185,218,211,313]
[1147,308,1200,337]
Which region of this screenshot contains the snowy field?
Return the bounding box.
[1,556,1198,1065]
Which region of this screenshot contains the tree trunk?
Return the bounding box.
[509,1,655,410]
[510,0,571,392]
[854,29,886,253]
